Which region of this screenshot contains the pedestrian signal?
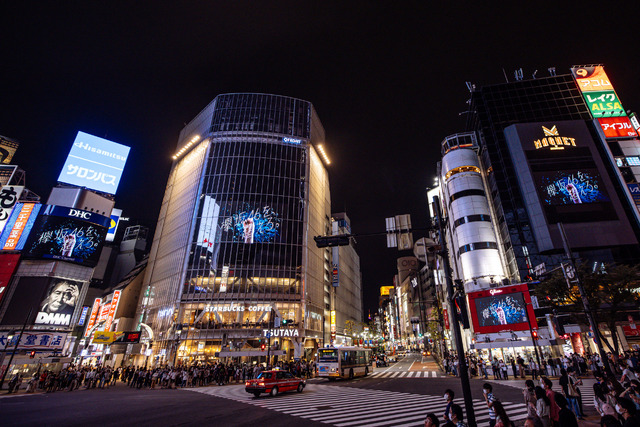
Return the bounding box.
[29,350,36,358]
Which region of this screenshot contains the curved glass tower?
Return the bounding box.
[139,94,331,364]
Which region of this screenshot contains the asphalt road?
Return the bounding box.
[0,354,596,426]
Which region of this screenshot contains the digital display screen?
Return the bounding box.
[537,170,610,205]
[22,206,109,267]
[474,292,528,327]
[220,204,281,243]
[58,131,130,195]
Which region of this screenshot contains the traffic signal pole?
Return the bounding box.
[433,196,476,426]
[557,222,614,378]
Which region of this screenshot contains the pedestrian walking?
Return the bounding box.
[554,393,578,427]
[523,380,537,419]
[443,389,455,423]
[534,386,551,427]
[449,404,468,427]
[493,401,514,427]
[483,383,498,427]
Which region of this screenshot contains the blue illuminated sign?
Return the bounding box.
[58,131,130,195]
[282,137,302,145]
[78,306,90,326]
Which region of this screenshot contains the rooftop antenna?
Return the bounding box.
[514,68,524,81]
[502,68,509,83]
[548,67,556,76]
[532,70,538,79]
[465,81,475,92]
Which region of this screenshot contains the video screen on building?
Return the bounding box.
[22,205,110,267]
[220,204,282,244]
[474,292,527,328]
[536,169,610,206]
[57,131,130,195]
[467,284,537,334]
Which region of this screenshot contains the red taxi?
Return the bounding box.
[245,370,306,397]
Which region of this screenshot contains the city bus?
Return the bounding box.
[317,346,373,380]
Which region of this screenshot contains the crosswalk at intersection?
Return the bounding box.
[186,383,530,426]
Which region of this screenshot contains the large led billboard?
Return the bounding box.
[22,205,110,267]
[220,204,281,243]
[467,283,537,334]
[57,131,130,195]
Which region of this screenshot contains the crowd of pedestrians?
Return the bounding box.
[433,350,640,426]
[5,358,316,394]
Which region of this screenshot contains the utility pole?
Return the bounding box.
[433,196,476,426]
[558,222,614,377]
[0,308,32,390]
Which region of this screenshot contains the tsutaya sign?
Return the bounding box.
[206,303,271,312]
[534,125,577,151]
[262,328,300,337]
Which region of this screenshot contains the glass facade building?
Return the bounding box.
[138,94,332,363]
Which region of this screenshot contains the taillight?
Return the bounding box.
[258,382,265,386]
[245,381,250,386]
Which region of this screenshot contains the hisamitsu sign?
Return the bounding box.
[58,131,130,195]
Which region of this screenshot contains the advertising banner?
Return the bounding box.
[467,283,537,334]
[92,331,120,344]
[105,208,122,242]
[0,203,41,250]
[628,183,640,206]
[0,185,24,234]
[0,136,19,164]
[22,205,109,267]
[104,290,121,331]
[84,298,102,337]
[380,286,394,296]
[77,306,90,326]
[0,253,20,307]
[598,117,638,138]
[57,131,130,195]
[34,278,83,327]
[0,331,67,349]
[583,91,625,118]
[572,66,614,92]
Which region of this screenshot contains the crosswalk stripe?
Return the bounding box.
[184,384,535,426]
[406,371,414,377]
[432,371,437,377]
[390,372,401,378]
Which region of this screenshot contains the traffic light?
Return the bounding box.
[532,330,538,340]
[313,235,351,248]
[454,295,470,329]
[282,319,288,326]
[29,351,36,359]
[260,343,266,351]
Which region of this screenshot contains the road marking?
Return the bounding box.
[184,384,531,426]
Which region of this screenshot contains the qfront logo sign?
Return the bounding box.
[533,126,577,151]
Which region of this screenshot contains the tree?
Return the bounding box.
[534,262,640,357]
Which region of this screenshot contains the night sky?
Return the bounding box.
[3,3,640,315]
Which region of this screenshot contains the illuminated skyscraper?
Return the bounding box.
[138,94,334,363]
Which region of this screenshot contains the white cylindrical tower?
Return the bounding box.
[441,134,505,290]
